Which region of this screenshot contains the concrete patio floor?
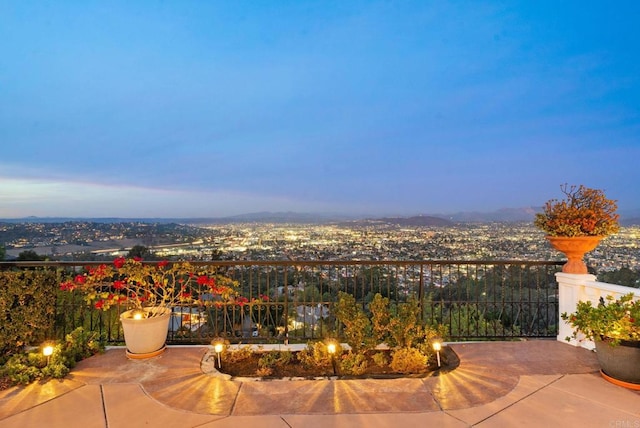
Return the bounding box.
[0,340,638,427]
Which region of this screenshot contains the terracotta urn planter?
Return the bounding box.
[546,236,603,274]
[120,307,171,359]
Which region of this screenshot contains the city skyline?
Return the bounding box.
[2,220,639,275]
[2,1,639,218]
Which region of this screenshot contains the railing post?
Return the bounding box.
[557,272,640,350]
[556,272,597,349]
[283,268,289,345]
[418,264,424,322]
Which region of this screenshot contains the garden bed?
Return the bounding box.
[202,346,458,380]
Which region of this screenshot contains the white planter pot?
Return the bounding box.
[120,307,171,358]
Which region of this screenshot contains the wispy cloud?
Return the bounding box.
[0,176,342,218]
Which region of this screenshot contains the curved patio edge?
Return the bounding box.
[0,340,605,421]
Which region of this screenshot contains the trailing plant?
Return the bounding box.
[534,184,619,237]
[561,293,639,346]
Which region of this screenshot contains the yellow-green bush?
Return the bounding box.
[390,347,428,373]
[298,340,341,371]
[339,351,368,376]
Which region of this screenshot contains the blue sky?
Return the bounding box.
[1,1,639,218]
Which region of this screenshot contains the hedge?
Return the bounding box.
[0,268,58,361]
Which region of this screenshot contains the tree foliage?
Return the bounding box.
[16,250,47,261]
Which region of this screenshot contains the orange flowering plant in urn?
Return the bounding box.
[534,184,619,237]
[60,257,240,318]
[534,184,620,273]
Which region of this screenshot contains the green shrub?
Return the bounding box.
[333,292,374,353]
[339,351,368,376]
[369,294,391,344]
[1,327,103,386]
[298,341,341,371]
[258,351,293,370]
[59,327,103,368]
[335,292,447,373]
[442,303,521,338]
[0,268,59,362]
[224,345,254,364]
[372,351,388,367]
[386,297,422,348]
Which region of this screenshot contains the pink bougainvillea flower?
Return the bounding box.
[60,281,75,291]
[60,257,240,318]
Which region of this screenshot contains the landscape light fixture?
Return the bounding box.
[213,339,225,368]
[326,340,338,376]
[432,339,442,368]
[42,343,54,366]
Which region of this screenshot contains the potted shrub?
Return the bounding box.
[534,184,619,273]
[561,293,640,387]
[60,257,239,358]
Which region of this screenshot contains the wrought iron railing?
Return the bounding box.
[0,260,563,345]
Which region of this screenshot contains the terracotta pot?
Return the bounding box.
[546,236,603,274]
[595,339,640,386]
[120,307,171,358]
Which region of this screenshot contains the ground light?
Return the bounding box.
[42,343,54,366]
[432,339,442,368]
[212,339,225,369]
[326,340,338,375]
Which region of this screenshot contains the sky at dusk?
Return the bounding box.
[1,1,639,218]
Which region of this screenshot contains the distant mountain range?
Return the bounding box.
[2,208,640,225]
[340,216,454,227]
[436,207,539,222]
